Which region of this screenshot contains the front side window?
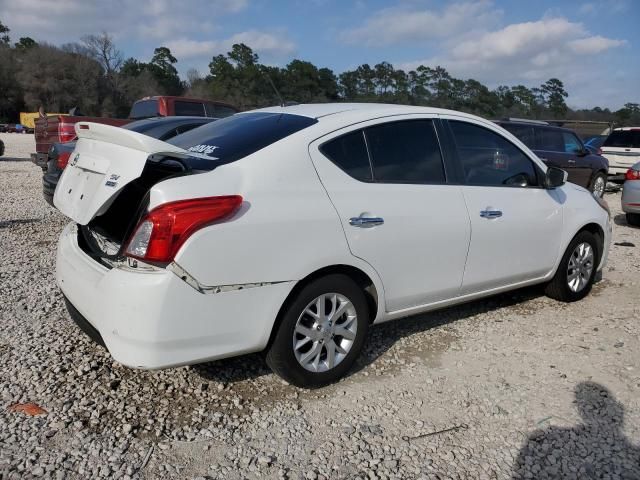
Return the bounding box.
[562,132,583,154]
[365,120,445,184]
[449,120,538,187]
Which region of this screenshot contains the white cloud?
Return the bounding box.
[340,1,500,46]
[165,30,296,60]
[568,35,626,54]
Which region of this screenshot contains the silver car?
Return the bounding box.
[622,161,640,226]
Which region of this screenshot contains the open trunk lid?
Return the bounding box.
[53,122,194,225]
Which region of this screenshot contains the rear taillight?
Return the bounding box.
[124,196,243,264]
[56,151,71,169]
[58,123,75,143]
[626,168,640,181]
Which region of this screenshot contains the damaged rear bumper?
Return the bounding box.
[56,222,295,369]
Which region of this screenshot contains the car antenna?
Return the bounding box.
[263,69,285,107]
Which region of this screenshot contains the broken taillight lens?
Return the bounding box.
[56,151,72,169]
[625,168,640,181]
[124,196,243,264]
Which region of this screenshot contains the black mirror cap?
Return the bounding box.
[545,166,567,189]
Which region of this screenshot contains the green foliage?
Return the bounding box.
[0,19,635,126]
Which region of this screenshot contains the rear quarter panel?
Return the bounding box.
[154,135,386,308]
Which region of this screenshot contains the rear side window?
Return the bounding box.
[129,100,159,119]
[168,112,317,168]
[501,124,535,149]
[604,130,640,148]
[365,120,445,184]
[320,131,372,182]
[174,101,206,117]
[536,128,564,151]
[450,120,538,187]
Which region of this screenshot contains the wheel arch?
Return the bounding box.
[264,264,381,351]
[578,222,605,263]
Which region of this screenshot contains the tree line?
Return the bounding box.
[1,19,638,126]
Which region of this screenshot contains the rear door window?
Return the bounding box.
[536,128,564,152]
[320,131,372,182]
[365,120,445,184]
[603,130,640,148]
[168,112,317,169]
[500,124,535,149]
[174,101,206,117]
[129,100,159,119]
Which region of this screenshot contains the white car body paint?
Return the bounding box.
[55,104,611,369]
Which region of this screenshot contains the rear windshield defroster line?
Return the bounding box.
[168,112,318,170]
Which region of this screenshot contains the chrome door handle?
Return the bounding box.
[349,216,384,227]
[567,159,576,164]
[480,210,502,219]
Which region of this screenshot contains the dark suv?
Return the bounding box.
[495,119,609,197]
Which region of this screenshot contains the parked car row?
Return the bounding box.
[495,119,609,197]
[50,103,613,387]
[31,96,238,169]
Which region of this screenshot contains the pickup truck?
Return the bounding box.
[31,96,237,168]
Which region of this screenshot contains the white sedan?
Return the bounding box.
[54,104,612,387]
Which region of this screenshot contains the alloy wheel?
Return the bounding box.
[567,242,594,293]
[592,176,605,198]
[292,293,357,372]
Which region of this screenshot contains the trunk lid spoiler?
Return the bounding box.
[54,122,199,225]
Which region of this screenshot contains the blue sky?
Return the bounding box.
[1,0,637,109]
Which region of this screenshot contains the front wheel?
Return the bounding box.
[266,274,369,388]
[545,231,599,302]
[589,172,606,198]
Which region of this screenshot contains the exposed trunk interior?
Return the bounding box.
[78,158,189,261]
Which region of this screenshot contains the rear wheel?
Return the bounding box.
[545,231,599,302]
[589,172,606,198]
[266,274,369,388]
[627,213,640,227]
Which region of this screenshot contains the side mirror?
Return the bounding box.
[545,166,567,189]
[576,147,588,157]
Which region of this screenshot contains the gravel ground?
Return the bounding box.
[1,132,639,480]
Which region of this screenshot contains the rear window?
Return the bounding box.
[205,103,237,118]
[603,130,640,148]
[129,100,159,119]
[174,101,206,117]
[168,112,317,167]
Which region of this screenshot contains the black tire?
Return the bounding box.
[545,231,599,302]
[266,274,369,388]
[627,213,640,227]
[589,172,607,198]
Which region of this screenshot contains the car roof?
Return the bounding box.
[247,103,481,122]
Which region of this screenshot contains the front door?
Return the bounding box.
[309,117,471,312]
[445,119,564,294]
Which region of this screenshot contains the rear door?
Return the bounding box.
[444,118,563,293]
[309,116,471,312]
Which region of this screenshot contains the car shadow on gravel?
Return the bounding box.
[614,213,639,229]
[512,381,640,479]
[193,285,544,386]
